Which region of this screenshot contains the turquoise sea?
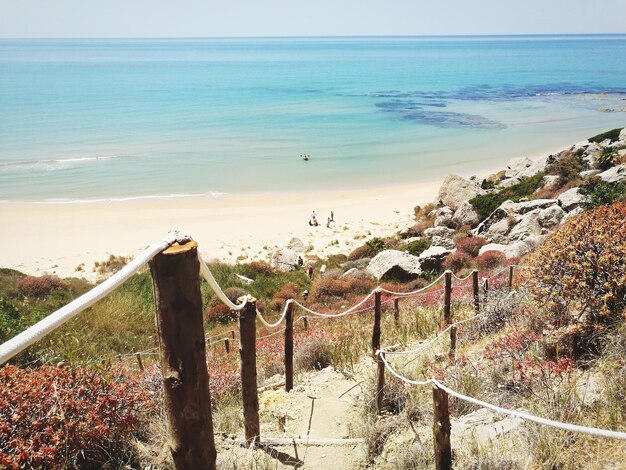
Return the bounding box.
[0,35,625,202]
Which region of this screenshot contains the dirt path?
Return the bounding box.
[217,367,367,469]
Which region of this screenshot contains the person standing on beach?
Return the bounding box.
[330,211,334,222]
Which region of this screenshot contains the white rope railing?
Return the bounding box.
[378,351,626,440]
[378,272,446,296]
[198,253,248,311]
[0,230,191,365]
[292,290,377,318]
[256,299,293,328]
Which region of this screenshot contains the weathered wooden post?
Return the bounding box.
[472,269,480,313]
[394,298,400,324]
[372,289,382,357]
[443,271,452,327]
[231,330,236,340]
[224,338,230,354]
[132,348,144,371]
[432,386,452,470]
[150,241,216,470]
[483,278,489,302]
[376,356,385,415]
[239,297,260,447]
[303,316,309,331]
[508,265,514,290]
[284,301,294,392]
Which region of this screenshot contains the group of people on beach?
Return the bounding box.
[309,210,334,228]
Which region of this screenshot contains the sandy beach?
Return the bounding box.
[0,181,442,281]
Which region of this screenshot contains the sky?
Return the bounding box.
[0,0,625,38]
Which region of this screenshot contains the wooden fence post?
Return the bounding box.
[432,386,452,470]
[394,298,400,324]
[508,265,514,290]
[472,269,479,313]
[303,316,308,331]
[376,357,385,415]
[224,338,230,354]
[132,348,144,372]
[443,271,452,327]
[284,302,294,392]
[150,241,216,470]
[239,297,260,447]
[483,278,489,302]
[372,289,382,357]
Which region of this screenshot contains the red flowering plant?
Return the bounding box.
[0,364,153,469]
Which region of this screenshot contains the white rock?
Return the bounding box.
[454,201,480,226]
[438,174,485,210]
[365,250,422,280]
[619,128,626,142]
[557,187,584,211]
[270,246,300,271]
[542,175,560,190]
[579,170,600,179]
[287,237,306,253]
[498,177,520,188]
[431,236,456,250]
[423,226,455,239]
[598,164,626,184]
[505,157,546,179]
[418,246,453,271]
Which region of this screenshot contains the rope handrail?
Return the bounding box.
[378,352,626,440]
[256,299,293,328]
[292,290,376,318]
[378,272,446,296]
[0,230,191,366]
[381,312,485,356]
[198,253,248,311]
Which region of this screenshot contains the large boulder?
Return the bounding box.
[454,201,480,227]
[619,128,626,142]
[365,250,422,281]
[598,164,626,184]
[431,236,456,250]
[474,199,565,244]
[287,237,306,253]
[424,226,455,239]
[270,246,300,271]
[438,175,485,210]
[418,246,453,271]
[505,157,546,180]
[557,187,584,211]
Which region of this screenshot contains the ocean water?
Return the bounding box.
[0,35,625,202]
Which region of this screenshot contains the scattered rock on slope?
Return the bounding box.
[438,174,485,210]
[365,250,421,281]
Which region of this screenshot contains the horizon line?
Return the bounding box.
[1,32,625,41]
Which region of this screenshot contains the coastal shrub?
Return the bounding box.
[0,365,152,469]
[469,192,506,220]
[442,251,472,272]
[366,237,386,252]
[588,128,623,143]
[347,239,386,261]
[294,335,333,371]
[456,236,487,257]
[481,179,496,190]
[205,286,246,323]
[310,277,375,303]
[546,151,587,186]
[404,238,431,257]
[527,202,626,356]
[439,217,461,230]
[470,173,547,220]
[597,146,620,170]
[93,254,129,275]
[241,260,274,277]
[17,275,67,298]
[401,220,434,238]
[475,250,506,270]
[0,299,21,343]
[579,177,626,210]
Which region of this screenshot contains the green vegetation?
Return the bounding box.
[404,238,431,257]
[579,177,626,209]
[588,127,623,143]
[469,172,546,220]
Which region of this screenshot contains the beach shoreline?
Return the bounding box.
[0,137,607,281]
[0,180,443,281]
